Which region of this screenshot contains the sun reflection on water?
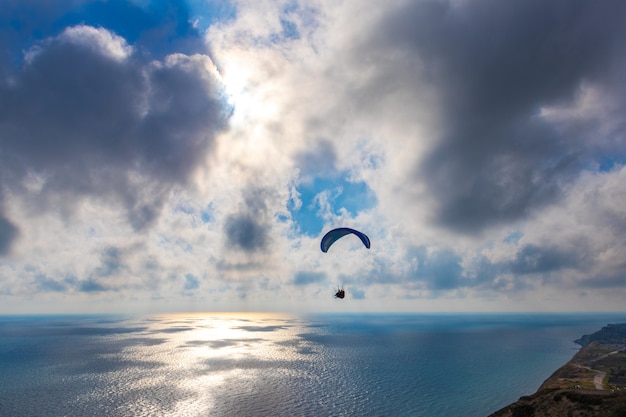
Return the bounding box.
[113,312,314,416]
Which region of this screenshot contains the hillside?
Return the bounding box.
[489,324,626,417]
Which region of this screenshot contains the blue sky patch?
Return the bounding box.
[201,204,214,223]
[504,231,523,244]
[184,273,199,290]
[289,174,377,236]
[55,0,208,58]
[186,0,237,33]
[598,155,625,173]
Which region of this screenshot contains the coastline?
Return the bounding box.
[489,324,626,416]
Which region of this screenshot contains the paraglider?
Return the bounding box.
[334,286,345,299]
[321,227,370,300]
[320,227,370,253]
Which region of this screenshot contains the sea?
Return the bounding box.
[2,313,626,417]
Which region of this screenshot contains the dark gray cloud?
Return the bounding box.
[224,186,276,253]
[0,214,18,255]
[224,213,269,252]
[358,0,626,233]
[508,244,579,275]
[0,10,230,254]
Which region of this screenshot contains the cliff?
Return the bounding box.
[489,323,626,417]
[576,324,626,347]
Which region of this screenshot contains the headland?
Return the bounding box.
[489,323,626,416]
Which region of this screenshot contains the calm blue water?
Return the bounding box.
[1,313,626,417]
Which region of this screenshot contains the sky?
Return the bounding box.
[1,0,625,314]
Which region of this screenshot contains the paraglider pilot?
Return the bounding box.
[335,286,345,299]
[321,228,370,300]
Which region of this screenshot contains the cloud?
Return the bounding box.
[224,186,278,253]
[0,215,18,255]
[55,24,133,61]
[224,213,269,252]
[580,274,626,290]
[34,274,68,293]
[332,0,626,233]
[93,247,124,278]
[0,23,230,253]
[507,244,579,275]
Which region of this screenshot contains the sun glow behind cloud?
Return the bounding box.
[219,53,277,125]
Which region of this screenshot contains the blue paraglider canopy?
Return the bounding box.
[320,227,370,253]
